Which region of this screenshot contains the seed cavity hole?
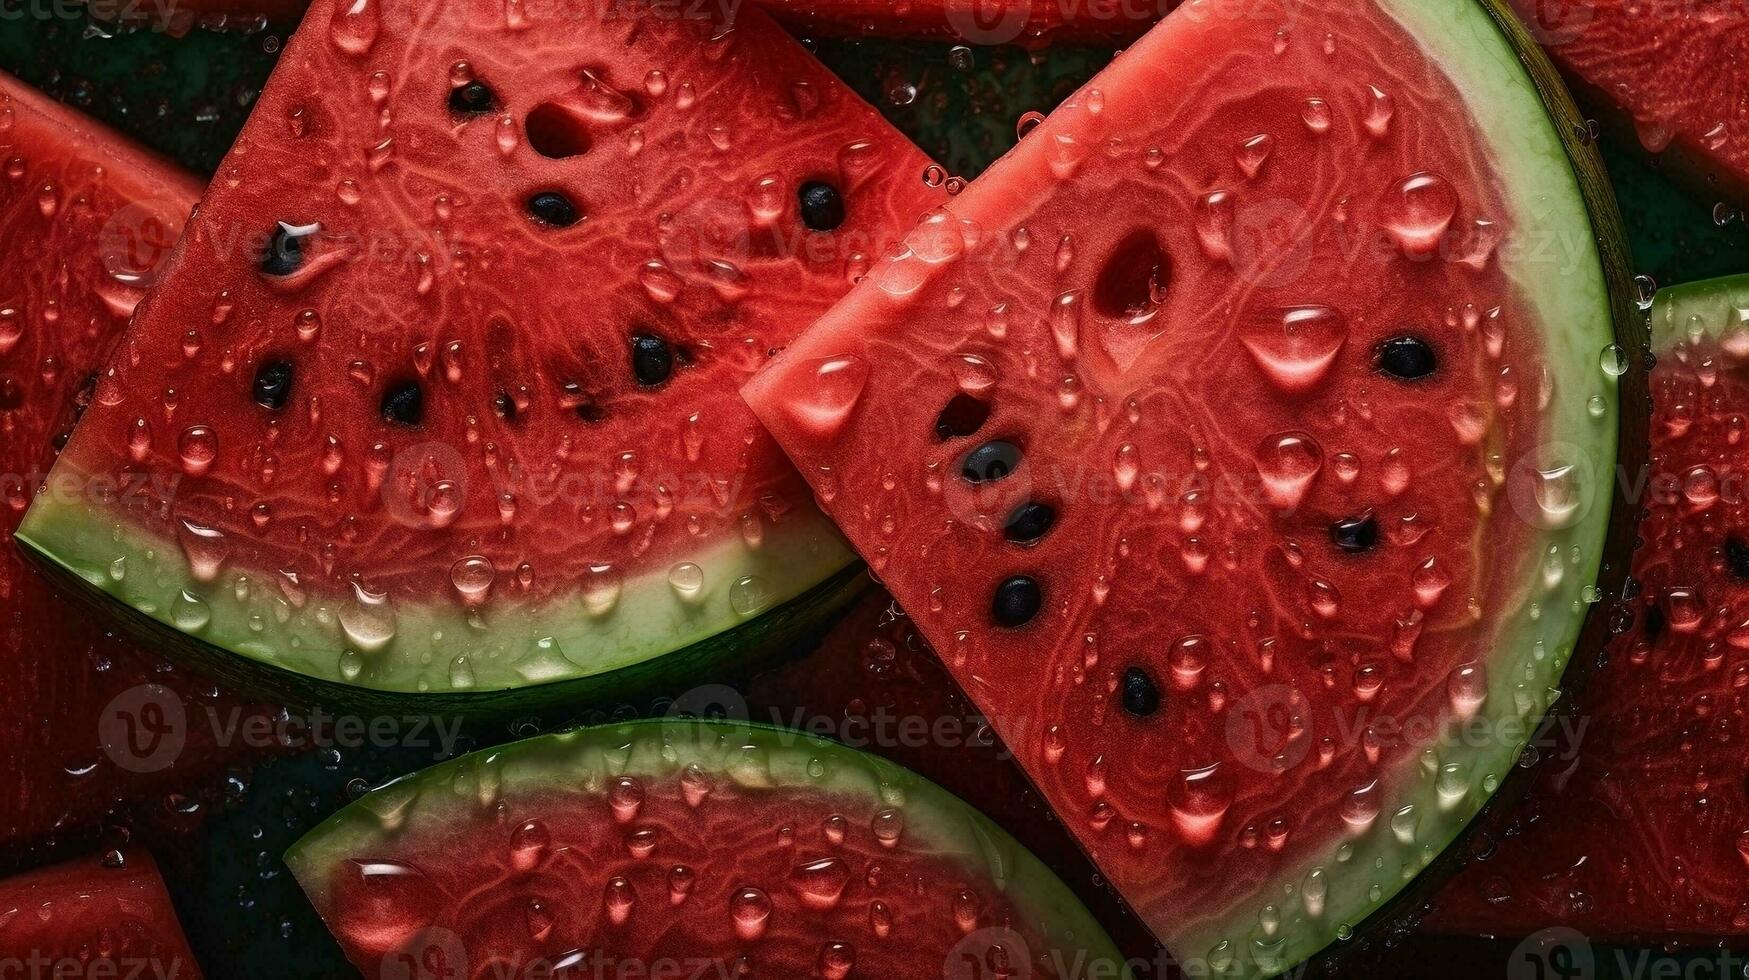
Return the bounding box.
[381,379,425,426]
[992,575,1042,628]
[528,191,582,228]
[1727,538,1749,580]
[631,333,674,386]
[961,440,1021,484]
[1003,502,1056,545]
[935,393,991,440]
[449,80,498,117]
[260,221,318,277]
[1093,229,1169,322]
[253,359,294,411]
[1120,666,1161,717]
[1376,335,1437,380]
[798,181,846,231]
[526,102,593,159]
[1331,512,1379,553]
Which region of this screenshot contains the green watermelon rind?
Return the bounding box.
[285,718,1133,978]
[15,501,863,711]
[1648,274,1749,354]
[1167,0,1636,975]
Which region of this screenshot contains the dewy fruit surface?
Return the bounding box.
[0,72,263,851]
[287,720,1127,980]
[0,848,204,977]
[1430,275,1749,940]
[1507,0,1749,199]
[744,0,1624,974]
[18,0,942,700]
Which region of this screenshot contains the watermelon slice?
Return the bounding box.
[287,719,1128,978]
[1429,274,1749,940]
[1507,0,1749,201]
[17,0,943,708]
[0,848,204,977]
[743,0,1635,974]
[0,71,270,852]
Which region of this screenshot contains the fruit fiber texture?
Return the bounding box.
[1429,275,1749,940]
[124,0,1167,46]
[18,0,943,705]
[0,848,204,978]
[287,720,1129,980]
[0,71,267,856]
[1507,0,1749,202]
[744,0,1624,974]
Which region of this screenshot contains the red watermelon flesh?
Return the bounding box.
[287,720,1127,980]
[18,0,943,704]
[0,72,271,852]
[744,0,1626,973]
[1428,275,1749,940]
[0,848,204,977]
[756,0,1166,47]
[133,0,1165,46]
[1507,0,1749,201]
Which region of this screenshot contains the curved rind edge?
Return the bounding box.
[285,719,1133,978]
[1168,0,1641,976]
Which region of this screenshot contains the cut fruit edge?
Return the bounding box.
[285,718,1131,975]
[16,502,857,700]
[1648,274,1749,354]
[741,0,1644,974]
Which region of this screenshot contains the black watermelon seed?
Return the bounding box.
[962,441,1021,484]
[493,391,517,421]
[381,380,424,426]
[528,191,581,227]
[992,575,1042,627]
[260,223,310,276]
[253,359,294,410]
[798,181,846,231]
[577,402,608,423]
[1004,502,1056,545]
[631,333,674,386]
[1120,666,1161,717]
[1727,538,1749,580]
[449,80,498,116]
[1331,513,1379,553]
[935,393,991,440]
[1377,336,1437,380]
[1642,602,1666,643]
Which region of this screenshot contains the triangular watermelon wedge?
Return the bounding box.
[745,0,1635,974]
[18,0,942,709]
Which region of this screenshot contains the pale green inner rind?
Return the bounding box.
[1169,0,1621,975]
[17,496,854,696]
[286,720,1130,977]
[1648,274,1749,354]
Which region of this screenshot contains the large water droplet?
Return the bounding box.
[1255,432,1323,511]
[1238,306,1348,393]
[779,355,869,437]
[1385,173,1457,258]
[1168,764,1233,846]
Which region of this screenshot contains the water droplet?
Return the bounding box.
[1196,191,1234,263]
[1168,764,1233,846]
[1363,86,1394,138]
[1255,432,1323,510]
[1340,780,1381,832]
[1385,172,1457,258]
[177,424,218,476]
[789,857,851,910]
[1239,306,1348,392]
[450,556,494,605]
[778,355,868,437]
[1301,98,1332,134]
[329,0,379,55]
[339,581,397,653]
[1236,134,1273,179]
[730,887,772,940]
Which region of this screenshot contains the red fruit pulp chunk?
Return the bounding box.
[1508,0,1749,198]
[1430,332,1749,938]
[0,848,204,976]
[0,72,267,851]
